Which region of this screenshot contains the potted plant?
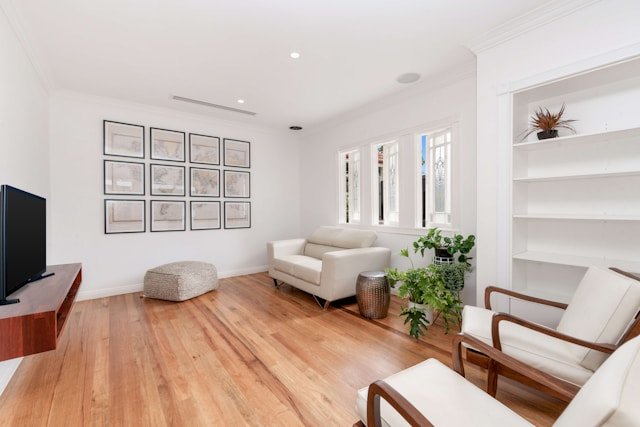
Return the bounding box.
[519,103,577,141]
[413,228,475,264]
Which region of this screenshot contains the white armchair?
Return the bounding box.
[267,226,391,309]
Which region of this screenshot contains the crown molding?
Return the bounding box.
[466,0,602,55]
[0,0,55,93]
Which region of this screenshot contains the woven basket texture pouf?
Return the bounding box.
[143,261,218,301]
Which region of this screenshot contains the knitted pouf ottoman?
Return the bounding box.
[143,261,218,301]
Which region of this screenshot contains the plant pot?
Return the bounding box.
[537,129,559,140]
[408,301,434,324]
[434,247,453,259]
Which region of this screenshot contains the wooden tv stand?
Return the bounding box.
[0,263,82,361]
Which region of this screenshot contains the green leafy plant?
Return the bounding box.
[413,228,475,264]
[432,262,471,293]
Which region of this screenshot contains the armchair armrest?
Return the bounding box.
[267,238,306,261]
[484,286,568,311]
[491,312,617,354]
[367,380,432,427]
[452,334,580,400]
[322,247,391,301]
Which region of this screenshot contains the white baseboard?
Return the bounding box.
[75,265,269,301]
[0,358,23,396]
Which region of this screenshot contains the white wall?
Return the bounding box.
[299,67,478,304]
[49,92,301,300]
[0,6,49,394]
[475,0,640,311]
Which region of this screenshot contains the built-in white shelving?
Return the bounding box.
[513,214,640,221]
[513,250,640,273]
[513,126,640,150]
[513,169,640,183]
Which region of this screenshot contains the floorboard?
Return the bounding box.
[0,273,565,426]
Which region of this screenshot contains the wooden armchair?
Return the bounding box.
[454,267,640,401]
[355,335,640,426]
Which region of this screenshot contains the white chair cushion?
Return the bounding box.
[303,243,339,259]
[462,306,593,386]
[272,255,322,285]
[307,226,377,249]
[554,336,640,427]
[356,359,532,427]
[557,266,640,371]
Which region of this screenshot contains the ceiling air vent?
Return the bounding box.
[171,95,257,116]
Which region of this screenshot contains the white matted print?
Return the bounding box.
[223,139,250,168]
[104,160,144,195]
[190,167,220,197]
[150,128,185,162]
[151,164,185,196]
[190,134,220,165]
[224,201,251,229]
[151,200,186,232]
[104,121,144,158]
[191,201,221,230]
[223,170,250,198]
[104,200,145,234]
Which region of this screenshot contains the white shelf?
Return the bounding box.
[513,213,640,221]
[513,170,640,183]
[513,250,640,273]
[510,286,573,304]
[513,126,640,150]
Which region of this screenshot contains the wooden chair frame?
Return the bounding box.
[457,267,640,401]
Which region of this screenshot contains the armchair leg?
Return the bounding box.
[487,360,499,397]
[451,335,466,377]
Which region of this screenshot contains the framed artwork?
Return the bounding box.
[104,160,144,195]
[150,200,186,232]
[150,164,185,196]
[104,200,145,234]
[224,170,250,198]
[103,120,144,158]
[190,201,221,230]
[189,134,220,165]
[223,138,250,168]
[150,128,186,162]
[224,202,251,229]
[190,167,220,197]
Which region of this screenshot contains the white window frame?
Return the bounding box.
[338,148,361,224]
[371,139,399,226]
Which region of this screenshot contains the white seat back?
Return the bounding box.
[557,266,640,371]
[304,226,377,259]
[554,335,640,426]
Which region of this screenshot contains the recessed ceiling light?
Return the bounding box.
[290,52,301,59]
[289,125,303,130]
[396,72,421,84]
[237,99,245,104]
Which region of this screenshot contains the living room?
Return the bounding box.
[1,0,640,425]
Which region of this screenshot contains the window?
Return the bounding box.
[419,128,452,226]
[372,140,399,226]
[339,149,360,224]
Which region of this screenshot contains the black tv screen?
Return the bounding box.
[0,185,47,300]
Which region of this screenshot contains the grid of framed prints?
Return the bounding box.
[103,120,251,233]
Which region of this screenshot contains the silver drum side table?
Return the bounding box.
[356,271,390,319]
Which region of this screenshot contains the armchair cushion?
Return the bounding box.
[272,255,322,285]
[557,266,640,371]
[462,306,593,386]
[356,359,531,427]
[307,226,377,249]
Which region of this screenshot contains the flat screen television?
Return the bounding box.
[0,185,51,305]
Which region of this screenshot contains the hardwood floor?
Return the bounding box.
[0,273,565,426]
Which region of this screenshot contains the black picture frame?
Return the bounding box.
[104,199,146,234]
[223,170,250,198]
[150,200,186,232]
[189,133,220,166]
[190,167,220,197]
[224,201,251,229]
[190,201,221,231]
[150,127,186,162]
[223,138,251,168]
[150,163,186,197]
[104,159,145,196]
[103,120,145,159]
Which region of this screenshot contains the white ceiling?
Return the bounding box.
[11,0,551,130]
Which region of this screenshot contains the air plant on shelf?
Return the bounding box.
[519,103,577,141]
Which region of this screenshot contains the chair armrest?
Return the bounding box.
[484,286,568,311]
[491,312,617,354]
[267,238,306,261]
[452,334,580,400]
[321,247,391,301]
[367,380,433,427]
